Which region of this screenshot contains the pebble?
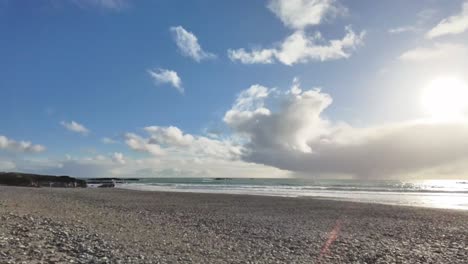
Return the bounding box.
[1,186,467,263]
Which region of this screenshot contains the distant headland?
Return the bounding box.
[0,172,87,188]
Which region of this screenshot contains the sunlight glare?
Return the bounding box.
[421,76,468,121]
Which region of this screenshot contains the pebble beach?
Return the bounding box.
[1,186,467,263]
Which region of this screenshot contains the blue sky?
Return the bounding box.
[1,0,468,179]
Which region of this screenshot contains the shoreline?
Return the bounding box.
[1,186,467,263]
[69,185,468,212]
[115,184,468,211]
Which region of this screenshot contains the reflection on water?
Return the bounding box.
[311,191,468,210]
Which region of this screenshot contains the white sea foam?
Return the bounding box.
[115,179,468,210]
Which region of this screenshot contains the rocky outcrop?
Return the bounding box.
[0,172,87,188]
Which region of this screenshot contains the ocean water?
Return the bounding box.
[116,178,468,210]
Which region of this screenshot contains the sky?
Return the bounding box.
[1,0,468,179]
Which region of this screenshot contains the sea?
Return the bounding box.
[116,178,468,210]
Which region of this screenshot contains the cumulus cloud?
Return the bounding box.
[223,79,468,179]
[7,77,468,179]
[267,0,346,30]
[229,1,363,65]
[399,43,468,61]
[148,68,183,94]
[61,121,90,135]
[426,1,468,39]
[144,126,195,147]
[125,133,165,156]
[170,26,216,62]
[224,79,332,154]
[0,135,45,153]
[125,126,242,161]
[228,27,365,65]
[228,49,276,64]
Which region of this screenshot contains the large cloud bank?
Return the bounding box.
[224,79,468,178]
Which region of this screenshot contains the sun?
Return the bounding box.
[421,76,468,121]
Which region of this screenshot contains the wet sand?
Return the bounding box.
[1,186,467,263]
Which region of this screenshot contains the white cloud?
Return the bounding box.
[15,153,129,178]
[426,1,468,39]
[227,49,276,64]
[223,79,468,179]
[388,26,418,34]
[102,137,118,144]
[125,133,165,156]
[228,27,365,65]
[0,135,46,153]
[148,68,183,94]
[125,126,242,161]
[7,78,468,179]
[228,84,271,112]
[11,153,288,179]
[229,1,362,65]
[112,152,126,164]
[267,0,346,30]
[170,26,216,62]
[2,136,286,178]
[145,126,194,147]
[224,79,332,154]
[61,121,90,135]
[399,43,468,61]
